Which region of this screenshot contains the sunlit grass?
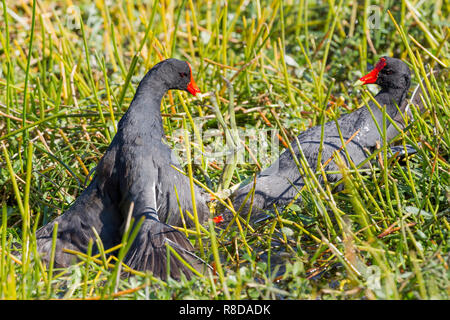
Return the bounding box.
[0,0,448,299]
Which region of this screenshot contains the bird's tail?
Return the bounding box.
[124,216,209,280]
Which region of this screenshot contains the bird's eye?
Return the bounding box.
[179,72,188,78]
[384,69,393,75]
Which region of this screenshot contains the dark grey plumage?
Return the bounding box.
[227,57,412,221]
[36,59,209,279]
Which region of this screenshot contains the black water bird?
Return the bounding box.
[36,59,210,279]
[225,57,412,221]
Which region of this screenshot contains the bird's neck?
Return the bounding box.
[120,73,169,139]
[376,86,408,114]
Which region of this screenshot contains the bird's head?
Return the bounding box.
[157,58,201,96]
[355,57,411,91]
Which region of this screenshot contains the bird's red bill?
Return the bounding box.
[213,215,224,224]
[186,62,201,96]
[358,58,387,85]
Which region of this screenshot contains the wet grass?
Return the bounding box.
[0,0,448,299]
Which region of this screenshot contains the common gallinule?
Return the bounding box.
[225,57,412,221]
[36,59,210,279]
